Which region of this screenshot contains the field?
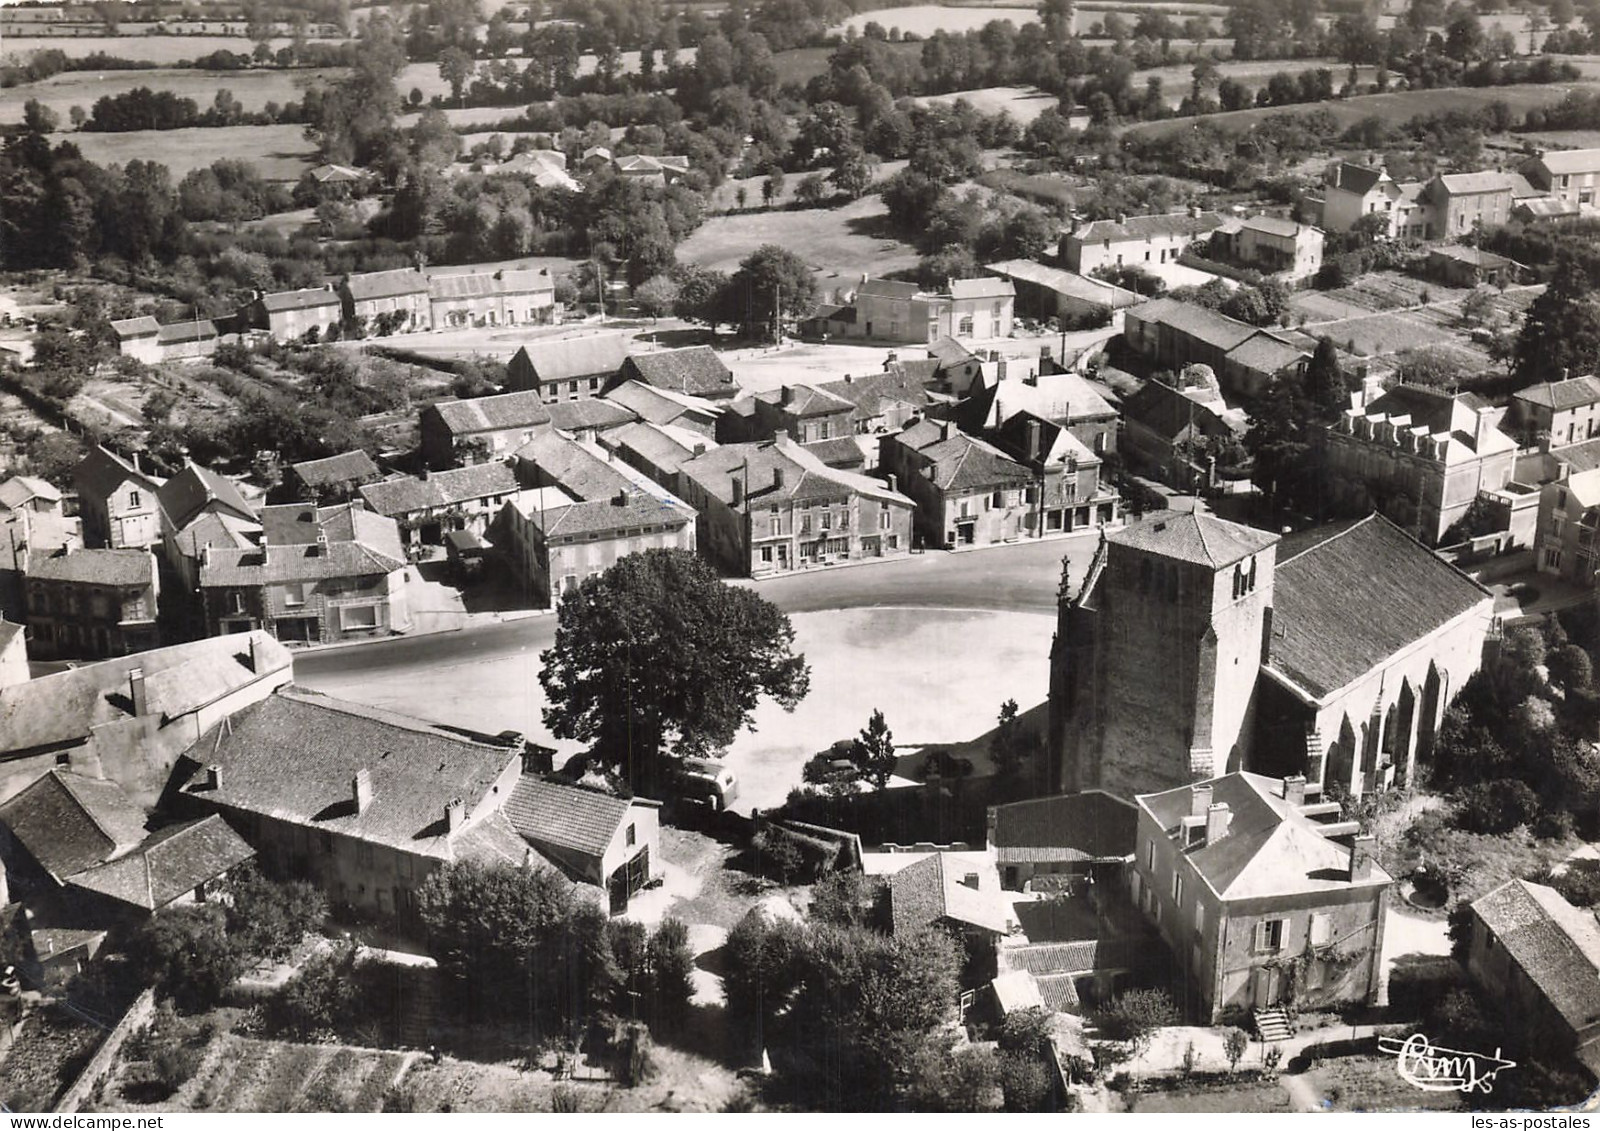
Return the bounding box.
[1305,1055,1465,1112]
[0,1005,107,1113]
[833,2,1227,37]
[1124,81,1600,140]
[917,85,1059,124]
[677,193,920,287]
[1,35,305,65]
[1125,1080,1294,1112]
[69,123,317,181]
[0,66,346,128]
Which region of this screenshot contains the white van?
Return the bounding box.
[680,757,739,810]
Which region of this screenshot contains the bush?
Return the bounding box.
[270,941,360,1038]
[1546,858,1600,907]
[1453,778,1540,834]
[998,1051,1053,1112]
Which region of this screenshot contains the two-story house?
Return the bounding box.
[1060,208,1225,275]
[1510,374,1600,450]
[1421,172,1515,240]
[1323,385,1518,545]
[506,333,634,403]
[878,419,1035,548]
[1520,148,1600,209]
[1535,467,1600,588]
[339,268,432,334]
[1319,162,1426,238]
[1216,217,1325,282]
[611,346,740,402]
[244,287,343,342]
[959,370,1120,457]
[24,548,160,660]
[1132,773,1392,1022]
[838,277,1017,344]
[428,269,555,330]
[989,411,1121,535]
[420,391,554,470]
[359,462,522,548]
[1120,372,1250,490]
[677,438,916,575]
[198,502,410,644]
[76,446,163,550]
[744,385,857,445]
[286,451,382,504]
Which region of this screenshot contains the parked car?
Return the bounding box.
[679,757,738,810]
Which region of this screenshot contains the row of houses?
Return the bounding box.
[1061,207,1326,284]
[0,635,665,984]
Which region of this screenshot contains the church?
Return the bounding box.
[1048,510,1496,801]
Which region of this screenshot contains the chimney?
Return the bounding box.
[353,768,372,813]
[1190,203,1203,219]
[773,467,784,489]
[693,443,706,457]
[129,667,148,717]
[1350,833,1376,882]
[1026,419,1042,462]
[781,385,793,407]
[845,373,854,383]
[886,473,897,493]
[1474,405,1494,451]
[445,797,466,832]
[996,358,1009,382]
[1283,774,1307,807]
[1206,802,1232,843]
[1562,367,1572,382]
[315,530,328,556]
[1190,783,1213,818]
[350,497,364,512]
[204,764,221,791]
[612,490,628,507]
[961,871,980,890]
[731,477,743,507]
[1116,212,1127,225]
[247,634,259,672]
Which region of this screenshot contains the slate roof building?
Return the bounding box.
[286,450,382,504]
[24,547,160,660]
[1521,147,1600,209]
[421,391,554,470]
[503,776,661,910]
[1059,208,1225,276]
[611,346,739,401]
[0,476,62,517]
[505,333,634,403]
[156,463,262,614]
[244,287,343,342]
[338,268,432,334]
[428,268,556,330]
[1132,773,1392,1022]
[76,445,163,550]
[601,381,722,437]
[677,437,916,575]
[878,419,1034,548]
[0,630,293,811]
[1120,371,1250,490]
[1050,510,1494,802]
[1510,374,1600,450]
[1324,384,1518,546]
[987,791,1138,892]
[360,462,523,547]
[199,502,411,644]
[1465,878,1600,1072]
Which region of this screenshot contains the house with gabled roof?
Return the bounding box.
[171,688,530,922]
[1421,171,1518,239]
[244,287,343,342]
[338,268,432,334]
[0,476,62,518]
[988,791,1138,893]
[1511,373,1600,450]
[109,316,162,364]
[877,850,1012,986]
[24,548,160,660]
[1521,147,1600,209]
[421,390,554,470]
[505,333,634,403]
[1465,878,1600,1072]
[678,437,915,575]
[989,411,1121,536]
[595,420,713,497]
[1120,370,1250,489]
[878,418,1034,549]
[817,366,940,438]
[601,380,722,437]
[512,432,638,502]
[611,345,738,401]
[76,445,163,550]
[359,461,523,547]
[0,630,293,810]
[735,383,856,446]
[1060,207,1225,276]
[286,450,381,504]
[959,370,1119,457]
[503,776,661,911]
[157,461,261,593]
[544,397,637,442]
[846,276,1016,344]
[428,269,556,330]
[198,502,411,644]
[1319,162,1427,238]
[1133,772,1392,1022]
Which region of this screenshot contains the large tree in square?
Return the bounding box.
[540,549,810,795]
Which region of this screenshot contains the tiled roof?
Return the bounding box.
[343,268,429,301]
[1071,210,1224,244]
[1471,879,1600,1032]
[1533,148,1600,175]
[509,334,633,384]
[176,689,519,859]
[110,316,160,340]
[927,336,978,368]
[819,369,937,420]
[971,371,1117,429]
[260,288,340,313]
[0,770,148,880]
[0,631,291,759]
[991,791,1137,864]
[429,391,553,435]
[69,815,255,911]
[1006,940,1102,975]
[683,438,912,507]
[27,547,154,588]
[1131,298,1258,353]
[1138,772,1392,899]
[291,450,379,489]
[1326,163,1386,195]
[891,423,1031,491]
[619,347,736,397]
[514,432,637,501]
[517,490,695,540]
[604,420,704,474]
[1241,215,1308,239]
[758,384,854,418]
[503,776,634,859]
[158,463,257,531]
[75,446,159,501]
[431,462,519,505]
[983,260,1141,307]
[201,540,404,586]
[800,437,866,468]
[602,380,722,423]
[1226,332,1311,375]
[170,511,258,563]
[1109,510,1277,568]
[1122,379,1244,442]
[1268,514,1490,700]
[1519,197,1582,218]
[359,477,442,517]
[1430,245,1513,268]
[0,476,61,510]
[546,398,637,433]
[857,278,923,300]
[1514,376,1600,412]
[429,269,554,301]
[948,277,1015,300]
[156,320,218,345]
[1436,171,1517,196]
[889,853,1009,936]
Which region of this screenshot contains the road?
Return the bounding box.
[294,532,1097,686]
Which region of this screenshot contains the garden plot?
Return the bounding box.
[0,1005,107,1113]
[175,1034,408,1113]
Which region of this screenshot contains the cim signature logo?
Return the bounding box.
[1377,1033,1517,1094]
